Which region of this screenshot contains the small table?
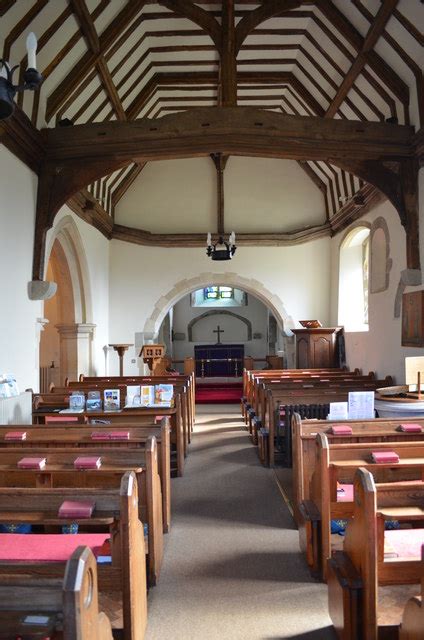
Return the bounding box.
[109,343,133,376]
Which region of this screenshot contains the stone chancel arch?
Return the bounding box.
[141,272,294,342]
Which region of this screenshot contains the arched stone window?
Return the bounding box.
[338,225,370,332]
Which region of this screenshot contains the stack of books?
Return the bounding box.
[73,456,102,469]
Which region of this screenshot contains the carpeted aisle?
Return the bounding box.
[145,405,335,640]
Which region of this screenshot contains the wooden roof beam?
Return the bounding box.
[157,0,221,48]
[111,163,145,209]
[46,0,147,122]
[235,0,302,53]
[316,0,409,107]
[69,0,126,121]
[326,0,399,119]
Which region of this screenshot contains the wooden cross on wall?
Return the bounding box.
[213,325,224,344]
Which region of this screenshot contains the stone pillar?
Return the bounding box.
[56,323,96,384]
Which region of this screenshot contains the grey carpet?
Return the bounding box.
[145,405,335,640]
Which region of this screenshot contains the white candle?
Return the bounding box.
[26,32,37,70]
[207,232,211,246]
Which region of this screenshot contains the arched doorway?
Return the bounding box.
[39,217,95,389]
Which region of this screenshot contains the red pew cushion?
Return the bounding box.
[0,533,109,562]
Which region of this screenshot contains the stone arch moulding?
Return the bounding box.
[44,215,93,324]
[141,272,294,343]
[369,216,392,294]
[32,108,420,281]
[187,310,253,342]
[42,215,96,380]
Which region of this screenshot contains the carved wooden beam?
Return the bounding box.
[44,108,414,163]
[0,106,45,173]
[325,0,399,118]
[112,222,331,247]
[221,0,237,107]
[32,107,418,276]
[32,157,129,279]
[211,153,229,234]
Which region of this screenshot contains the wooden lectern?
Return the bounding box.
[292,327,343,369]
[140,344,167,375]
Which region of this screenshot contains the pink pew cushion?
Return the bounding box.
[0,533,109,562]
[385,529,424,559]
[45,416,80,423]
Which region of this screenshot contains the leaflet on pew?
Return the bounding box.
[60,385,174,412]
[328,391,375,420]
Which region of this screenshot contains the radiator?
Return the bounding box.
[0,392,32,425]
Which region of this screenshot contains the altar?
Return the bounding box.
[194,344,244,377]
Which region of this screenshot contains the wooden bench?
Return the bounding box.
[400,546,424,639]
[307,434,424,581]
[292,415,424,525]
[0,546,113,640]
[0,419,171,534]
[0,438,163,586]
[69,374,195,452]
[328,468,424,639]
[252,374,391,435]
[33,396,185,477]
[242,368,359,423]
[0,471,147,639]
[265,387,381,467]
[78,373,195,435]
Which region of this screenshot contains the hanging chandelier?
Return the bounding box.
[0,33,43,120]
[206,232,236,261]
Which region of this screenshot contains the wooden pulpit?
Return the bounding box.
[292,327,343,369]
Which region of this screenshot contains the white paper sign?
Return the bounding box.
[348,391,375,419]
[328,402,348,420]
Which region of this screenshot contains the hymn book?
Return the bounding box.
[74,456,102,469]
[58,500,95,518]
[18,457,46,469]
[371,451,399,464]
[5,431,27,440]
[330,425,353,435]
[398,423,423,433]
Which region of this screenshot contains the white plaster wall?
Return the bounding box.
[46,206,110,378]
[171,293,269,361]
[330,172,424,384]
[0,146,41,392]
[109,236,332,375]
[115,157,326,234]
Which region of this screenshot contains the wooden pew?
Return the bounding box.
[253,374,391,435]
[328,469,424,639]
[33,395,185,477]
[0,438,163,586]
[292,415,424,525]
[69,373,195,448]
[0,546,113,640]
[0,418,171,534]
[78,373,196,434]
[265,387,379,467]
[400,546,424,639]
[242,368,359,423]
[308,434,424,581]
[0,471,147,640]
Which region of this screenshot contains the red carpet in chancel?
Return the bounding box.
[195,382,243,404]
